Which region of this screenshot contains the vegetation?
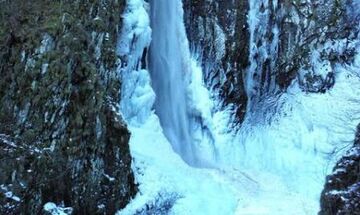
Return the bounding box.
[0,0,136,214]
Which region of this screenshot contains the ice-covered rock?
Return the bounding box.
[320,125,360,214]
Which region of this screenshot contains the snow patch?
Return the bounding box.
[43,202,73,215]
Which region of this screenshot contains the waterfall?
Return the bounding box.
[149,0,196,165]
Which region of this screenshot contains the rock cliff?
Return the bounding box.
[183,0,358,121]
[0,1,136,214]
[320,124,360,214]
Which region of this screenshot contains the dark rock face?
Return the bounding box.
[320,124,360,215]
[183,0,249,122]
[0,0,136,214]
[275,0,358,91]
[183,0,359,123]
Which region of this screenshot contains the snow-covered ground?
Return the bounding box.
[118,114,238,215]
[117,109,320,215]
[117,0,360,214]
[118,56,360,215]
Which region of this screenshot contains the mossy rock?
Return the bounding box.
[0,0,135,214]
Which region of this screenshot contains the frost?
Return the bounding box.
[4,191,20,202]
[0,134,17,148]
[120,192,181,215]
[21,50,26,62]
[38,34,55,54]
[41,63,49,74]
[333,168,346,174]
[18,102,30,124]
[103,173,115,182]
[214,23,226,61]
[1,185,21,202]
[43,202,73,215]
[95,116,102,140]
[93,32,104,61]
[345,147,360,156]
[97,204,105,209]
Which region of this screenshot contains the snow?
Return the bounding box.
[117,114,238,215]
[38,34,54,54]
[41,63,49,74]
[4,191,20,202]
[333,168,346,174]
[103,173,115,182]
[345,146,360,156]
[310,49,332,77]
[43,202,73,215]
[1,184,21,203]
[0,134,17,148]
[118,104,320,214]
[214,22,226,61]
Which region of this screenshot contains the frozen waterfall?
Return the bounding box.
[246,0,279,110]
[118,0,360,214]
[148,0,197,165]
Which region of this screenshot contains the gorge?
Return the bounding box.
[0,0,360,214]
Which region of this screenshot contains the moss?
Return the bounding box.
[0,0,135,214]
